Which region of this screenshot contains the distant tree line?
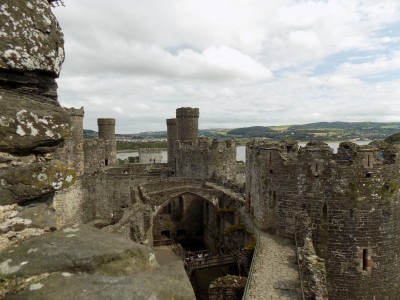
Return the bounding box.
[116,141,168,151]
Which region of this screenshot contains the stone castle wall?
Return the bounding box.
[166,118,177,167]
[168,107,238,183]
[81,174,147,221]
[246,140,400,299]
[82,118,117,171]
[139,148,163,164]
[153,193,205,242]
[53,180,85,227]
[83,139,106,170]
[54,107,85,176]
[175,138,237,182]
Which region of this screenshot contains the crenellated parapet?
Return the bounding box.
[65,107,84,117]
[97,118,116,126]
[176,107,200,119]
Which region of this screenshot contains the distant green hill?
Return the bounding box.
[385,132,400,144]
[84,121,400,142]
[83,129,98,139]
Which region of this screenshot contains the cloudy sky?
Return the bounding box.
[53,0,400,133]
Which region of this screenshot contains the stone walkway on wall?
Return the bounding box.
[242,210,302,300]
[205,183,302,299]
[245,232,301,300]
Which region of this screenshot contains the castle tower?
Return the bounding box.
[246,140,400,299]
[66,107,85,176]
[166,118,177,167]
[97,118,116,166]
[176,107,199,143]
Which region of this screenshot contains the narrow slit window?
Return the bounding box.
[363,249,368,271]
[272,191,277,207]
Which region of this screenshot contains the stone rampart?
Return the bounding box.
[175,138,236,182]
[246,139,400,299]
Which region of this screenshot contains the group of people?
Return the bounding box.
[185,251,215,268]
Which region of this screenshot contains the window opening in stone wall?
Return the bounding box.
[349,208,354,219]
[367,154,371,167]
[177,229,186,237]
[272,191,277,207]
[269,169,273,174]
[322,203,328,221]
[363,249,368,271]
[161,230,170,238]
[269,152,272,164]
[105,159,109,166]
[314,160,320,177]
[366,172,372,178]
[195,229,204,237]
[179,196,184,212]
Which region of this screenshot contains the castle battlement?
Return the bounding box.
[176,107,200,118]
[248,139,398,167]
[97,118,116,126]
[246,138,400,298]
[65,107,84,117]
[166,118,177,125]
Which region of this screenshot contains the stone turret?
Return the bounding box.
[97,118,116,166]
[66,107,85,176]
[166,118,177,167]
[176,107,199,143]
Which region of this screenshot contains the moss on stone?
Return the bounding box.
[224,224,245,235]
[217,207,236,214]
[378,180,400,203]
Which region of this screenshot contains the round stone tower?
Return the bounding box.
[97,118,116,166]
[166,118,177,167]
[176,107,199,143]
[66,107,84,176]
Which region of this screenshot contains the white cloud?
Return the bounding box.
[53,0,400,133]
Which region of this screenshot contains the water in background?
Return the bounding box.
[117,140,372,163]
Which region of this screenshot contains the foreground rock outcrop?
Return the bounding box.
[0,0,75,206]
[0,225,195,299]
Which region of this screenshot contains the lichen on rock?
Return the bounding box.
[0,162,76,205]
[0,0,64,77]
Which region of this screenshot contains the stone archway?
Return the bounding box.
[152,191,218,249]
[137,178,244,252]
